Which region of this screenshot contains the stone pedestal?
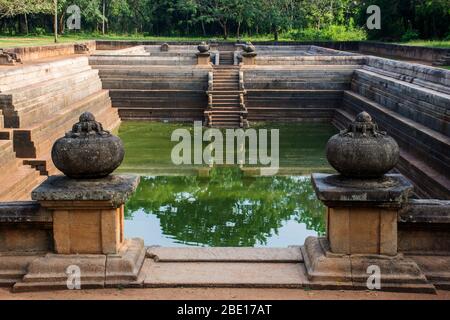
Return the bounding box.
[303,173,435,293]
[196,52,211,66]
[242,52,257,65]
[11,175,146,291]
[32,175,139,255]
[313,173,412,256]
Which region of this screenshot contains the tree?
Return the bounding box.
[0,0,53,34]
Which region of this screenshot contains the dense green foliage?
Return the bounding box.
[1,1,449,41]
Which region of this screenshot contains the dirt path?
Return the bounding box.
[1,287,449,300]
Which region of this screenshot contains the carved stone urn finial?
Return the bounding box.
[243,41,256,53]
[326,111,399,179]
[51,112,125,179]
[197,41,210,53]
[160,43,169,52]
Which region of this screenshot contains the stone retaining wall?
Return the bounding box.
[398,199,450,254]
[359,42,450,63]
[243,64,359,122]
[90,50,211,121]
[1,41,96,62]
[0,201,52,253]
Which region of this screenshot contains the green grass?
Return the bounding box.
[0,33,290,48]
[2,33,449,49]
[399,40,450,49]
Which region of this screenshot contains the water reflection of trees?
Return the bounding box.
[125,167,326,247]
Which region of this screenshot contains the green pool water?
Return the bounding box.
[118,121,337,247]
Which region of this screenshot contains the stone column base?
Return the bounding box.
[196,53,211,66]
[242,53,257,65]
[301,237,436,293]
[12,238,145,292]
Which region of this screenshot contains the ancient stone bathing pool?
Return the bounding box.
[117,121,337,247]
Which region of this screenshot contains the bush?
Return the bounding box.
[289,25,367,41]
[33,27,46,36]
[401,29,420,42]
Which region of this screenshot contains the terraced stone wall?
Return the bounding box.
[335,58,450,199]
[0,56,120,201]
[90,47,210,121]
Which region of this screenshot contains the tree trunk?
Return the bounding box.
[224,25,228,39]
[59,13,65,34]
[237,21,241,38]
[54,0,58,43]
[201,21,206,36]
[24,14,29,35]
[102,0,106,35]
[274,28,279,41]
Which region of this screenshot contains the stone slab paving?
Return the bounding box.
[146,247,303,263]
[142,259,308,288]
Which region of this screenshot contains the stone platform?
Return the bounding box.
[2,246,448,293]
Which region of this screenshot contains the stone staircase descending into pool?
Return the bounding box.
[204,66,249,128]
[0,56,120,201]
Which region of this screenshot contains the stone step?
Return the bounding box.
[7,69,101,105]
[213,100,240,105]
[213,102,240,108]
[0,165,44,201]
[213,79,238,83]
[34,98,114,161]
[0,57,91,91]
[352,70,450,137]
[13,90,113,159]
[10,76,103,128]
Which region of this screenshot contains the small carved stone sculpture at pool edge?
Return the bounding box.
[326,111,399,179]
[51,112,125,178]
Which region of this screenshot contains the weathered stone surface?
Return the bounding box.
[146,247,303,263]
[13,253,106,292]
[0,201,51,223]
[31,175,139,208]
[0,201,53,253]
[301,237,352,286]
[326,111,399,178]
[399,199,450,224]
[143,260,308,288]
[52,112,124,179]
[312,173,413,208]
[398,199,450,254]
[105,238,146,287]
[0,253,43,287]
[301,237,436,293]
[197,42,210,53]
[409,255,450,290]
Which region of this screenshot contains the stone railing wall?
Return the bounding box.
[358,41,450,63]
[0,41,96,63]
[0,201,53,253]
[398,199,450,254]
